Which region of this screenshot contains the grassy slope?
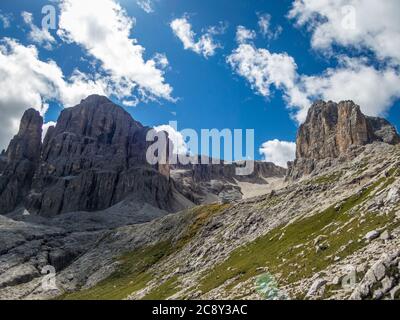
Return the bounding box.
[63,168,399,300]
[62,204,230,300]
[198,174,399,297]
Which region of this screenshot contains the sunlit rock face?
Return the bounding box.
[0,95,175,217]
[288,100,400,179]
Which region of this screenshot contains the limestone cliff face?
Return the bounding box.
[0,95,175,217]
[0,109,43,213]
[288,101,400,179]
[296,100,399,160]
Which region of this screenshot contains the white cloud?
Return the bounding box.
[227,43,298,98]
[154,125,188,155]
[0,0,173,150]
[58,0,173,102]
[0,38,107,149]
[136,0,154,13]
[21,11,56,50]
[235,26,256,44]
[122,98,139,107]
[300,58,400,120]
[57,70,108,108]
[257,13,282,40]
[227,41,400,123]
[259,139,296,168]
[288,0,400,64]
[170,16,221,58]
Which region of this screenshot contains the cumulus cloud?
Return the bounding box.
[257,13,282,40]
[154,124,188,155]
[300,58,400,120]
[288,0,400,64]
[227,43,299,98]
[227,41,400,123]
[58,0,173,102]
[0,0,174,149]
[259,139,296,168]
[170,16,222,58]
[136,0,154,13]
[21,11,56,50]
[235,26,256,44]
[0,38,107,149]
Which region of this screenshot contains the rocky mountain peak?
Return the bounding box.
[6,108,43,163]
[0,96,176,217]
[288,100,400,179]
[50,95,143,144]
[0,109,43,213]
[297,100,399,160]
[80,94,113,105]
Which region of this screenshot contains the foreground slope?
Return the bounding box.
[53,141,399,300]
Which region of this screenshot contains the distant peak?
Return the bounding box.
[298,100,399,161]
[80,94,112,105]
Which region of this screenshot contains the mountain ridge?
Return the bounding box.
[288,100,400,179]
[0,95,286,217]
[1,97,400,300]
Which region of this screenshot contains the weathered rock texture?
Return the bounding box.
[0,95,175,217]
[288,101,400,179]
[0,109,43,214]
[189,160,286,183]
[171,159,286,205]
[0,95,287,217]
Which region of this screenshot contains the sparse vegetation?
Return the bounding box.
[61,171,399,300]
[198,176,399,295]
[62,241,173,300]
[143,275,180,300]
[311,172,343,185]
[176,203,231,250]
[61,203,230,300]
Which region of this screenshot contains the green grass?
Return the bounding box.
[61,203,230,300]
[176,203,231,250]
[198,176,399,295]
[142,275,180,300]
[62,241,173,300]
[61,171,398,300]
[311,172,343,185]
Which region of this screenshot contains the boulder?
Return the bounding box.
[365,230,380,241]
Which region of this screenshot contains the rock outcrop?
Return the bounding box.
[288,101,400,179]
[0,109,43,214]
[171,160,286,205]
[181,159,286,184]
[0,95,177,217]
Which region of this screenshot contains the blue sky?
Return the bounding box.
[1,0,400,166]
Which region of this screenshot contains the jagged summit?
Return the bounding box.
[80,94,113,105]
[288,100,400,179]
[48,95,143,142]
[297,100,399,160]
[0,95,285,217]
[0,96,173,217]
[6,108,43,163]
